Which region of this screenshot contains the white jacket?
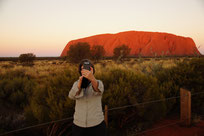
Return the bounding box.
[69,79,104,128]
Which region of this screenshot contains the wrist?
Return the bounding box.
[90,77,96,83]
[75,87,81,96]
[77,86,81,91]
[77,83,82,90]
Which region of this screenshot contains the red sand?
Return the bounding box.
[142,118,204,136]
[61,31,201,57]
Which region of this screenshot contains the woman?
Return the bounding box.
[69,59,106,136]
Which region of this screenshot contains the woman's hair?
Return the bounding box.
[78,59,95,75]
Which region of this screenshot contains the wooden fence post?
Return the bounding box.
[104,105,108,127]
[180,88,191,126]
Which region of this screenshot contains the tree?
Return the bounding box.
[91,45,105,61]
[67,42,91,63]
[19,53,36,66]
[113,44,131,59]
[169,44,176,55]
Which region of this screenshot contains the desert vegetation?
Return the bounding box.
[0,57,203,135]
[19,53,36,66]
[113,44,131,60]
[66,42,106,63]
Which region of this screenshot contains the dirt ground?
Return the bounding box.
[142,118,204,136]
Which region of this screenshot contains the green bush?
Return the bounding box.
[24,68,78,124]
[91,45,105,61]
[99,68,166,133]
[0,58,204,135]
[0,69,36,133]
[19,53,36,66]
[155,58,204,114]
[67,42,91,63]
[113,44,131,60]
[0,70,35,108]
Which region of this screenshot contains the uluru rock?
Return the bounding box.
[61,31,201,57]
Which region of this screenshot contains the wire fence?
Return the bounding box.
[0,117,73,136]
[108,95,181,111]
[0,91,204,136]
[108,91,204,111]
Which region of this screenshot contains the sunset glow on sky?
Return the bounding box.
[0,0,204,57]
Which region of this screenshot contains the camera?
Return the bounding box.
[83,61,91,71]
[81,61,91,88]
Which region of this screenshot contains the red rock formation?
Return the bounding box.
[61,31,201,57]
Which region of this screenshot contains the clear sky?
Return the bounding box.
[0,0,204,57]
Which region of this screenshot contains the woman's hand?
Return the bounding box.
[81,67,95,82]
[82,67,100,92]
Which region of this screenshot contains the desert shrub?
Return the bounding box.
[91,45,105,61]
[24,68,78,124]
[19,53,36,66]
[1,58,204,135]
[0,69,36,133]
[97,68,166,134]
[0,69,25,79]
[1,64,14,69]
[0,113,25,134]
[155,58,204,114]
[148,60,163,76]
[67,42,91,63]
[0,69,35,108]
[113,44,131,60]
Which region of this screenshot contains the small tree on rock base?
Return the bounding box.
[67,42,91,63]
[91,45,105,62]
[113,44,131,60]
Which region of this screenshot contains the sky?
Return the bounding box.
[0,0,204,57]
